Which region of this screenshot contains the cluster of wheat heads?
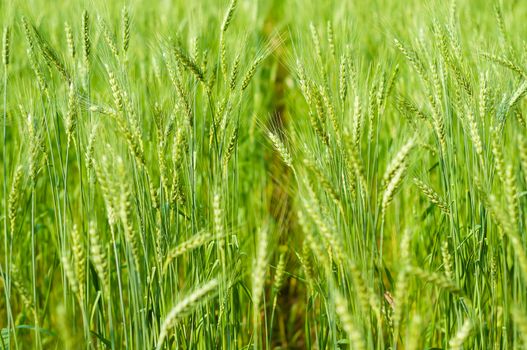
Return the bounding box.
[280,0,527,348]
[2,0,527,349]
[0,0,281,348]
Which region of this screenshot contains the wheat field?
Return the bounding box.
[2,0,527,349]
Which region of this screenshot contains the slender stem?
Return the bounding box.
[3,58,17,349]
[31,185,41,349]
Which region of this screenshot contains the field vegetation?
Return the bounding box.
[2,0,527,348]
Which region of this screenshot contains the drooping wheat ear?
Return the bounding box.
[334,291,366,350]
[494,2,510,50]
[2,26,10,67]
[156,279,218,350]
[310,83,326,119]
[252,227,268,316]
[441,241,454,281]
[173,41,205,83]
[106,70,144,166]
[377,70,388,111]
[229,53,241,91]
[367,81,377,143]
[82,10,90,67]
[241,57,262,91]
[396,95,427,123]
[298,240,315,292]
[429,61,443,111]
[62,255,81,301]
[320,86,341,145]
[327,21,335,59]
[433,22,469,94]
[221,1,237,33]
[466,110,483,162]
[309,23,327,85]
[220,0,237,79]
[344,132,366,192]
[64,22,75,58]
[481,53,526,78]
[171,126,187,206]
[149,180,159,209]
[213,193,224,238]
[89,222,108,293]
[449,319,472,350]
[162,232,214,273]
[383,138,415,189]
[65,83,77,146]
[27,113,43,186]
[163,52,192,117]
[223,126,238,171]
[508,80,527,115]
[85,124,97,171]
[413,177,450,214]
[122,91,145,166]
[26,47,47,91]
[385,63,399,101]
[10,265,36,316]
[107,67,124,112]
[352,95,362,150]
[21,17,35,52]
[514,109,526,128]
[309,23,322,64]
[408,266,461,294]
[8,166,23,236]
[71,224,86,302]
[268,130,293,169]
[121,7,130,54]
[94,157,118,226]
[512,308,527,347]
[154,211,164,267]
[297,60,311,103]
[156,142,169,197]
[382,155,411,214]
[190,36,199,62]
[491,127,505,180]
[273,251,287,293]
[427,90,447,155]
[307,85,329,145]
[478,72,488,117]
[393,38,428,83]
[21,18,45,86]
[217,97,232,137]
[30,24,70,82]
[100,20,119,60]
[339,55,348,104]
[303,189,344,265]
[304,159,342,213]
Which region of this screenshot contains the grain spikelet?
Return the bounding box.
[449,319,472,350]
[8,166,23,236]
[413,177,450,214]
[163,232,214,273]
[156,279,218,350]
